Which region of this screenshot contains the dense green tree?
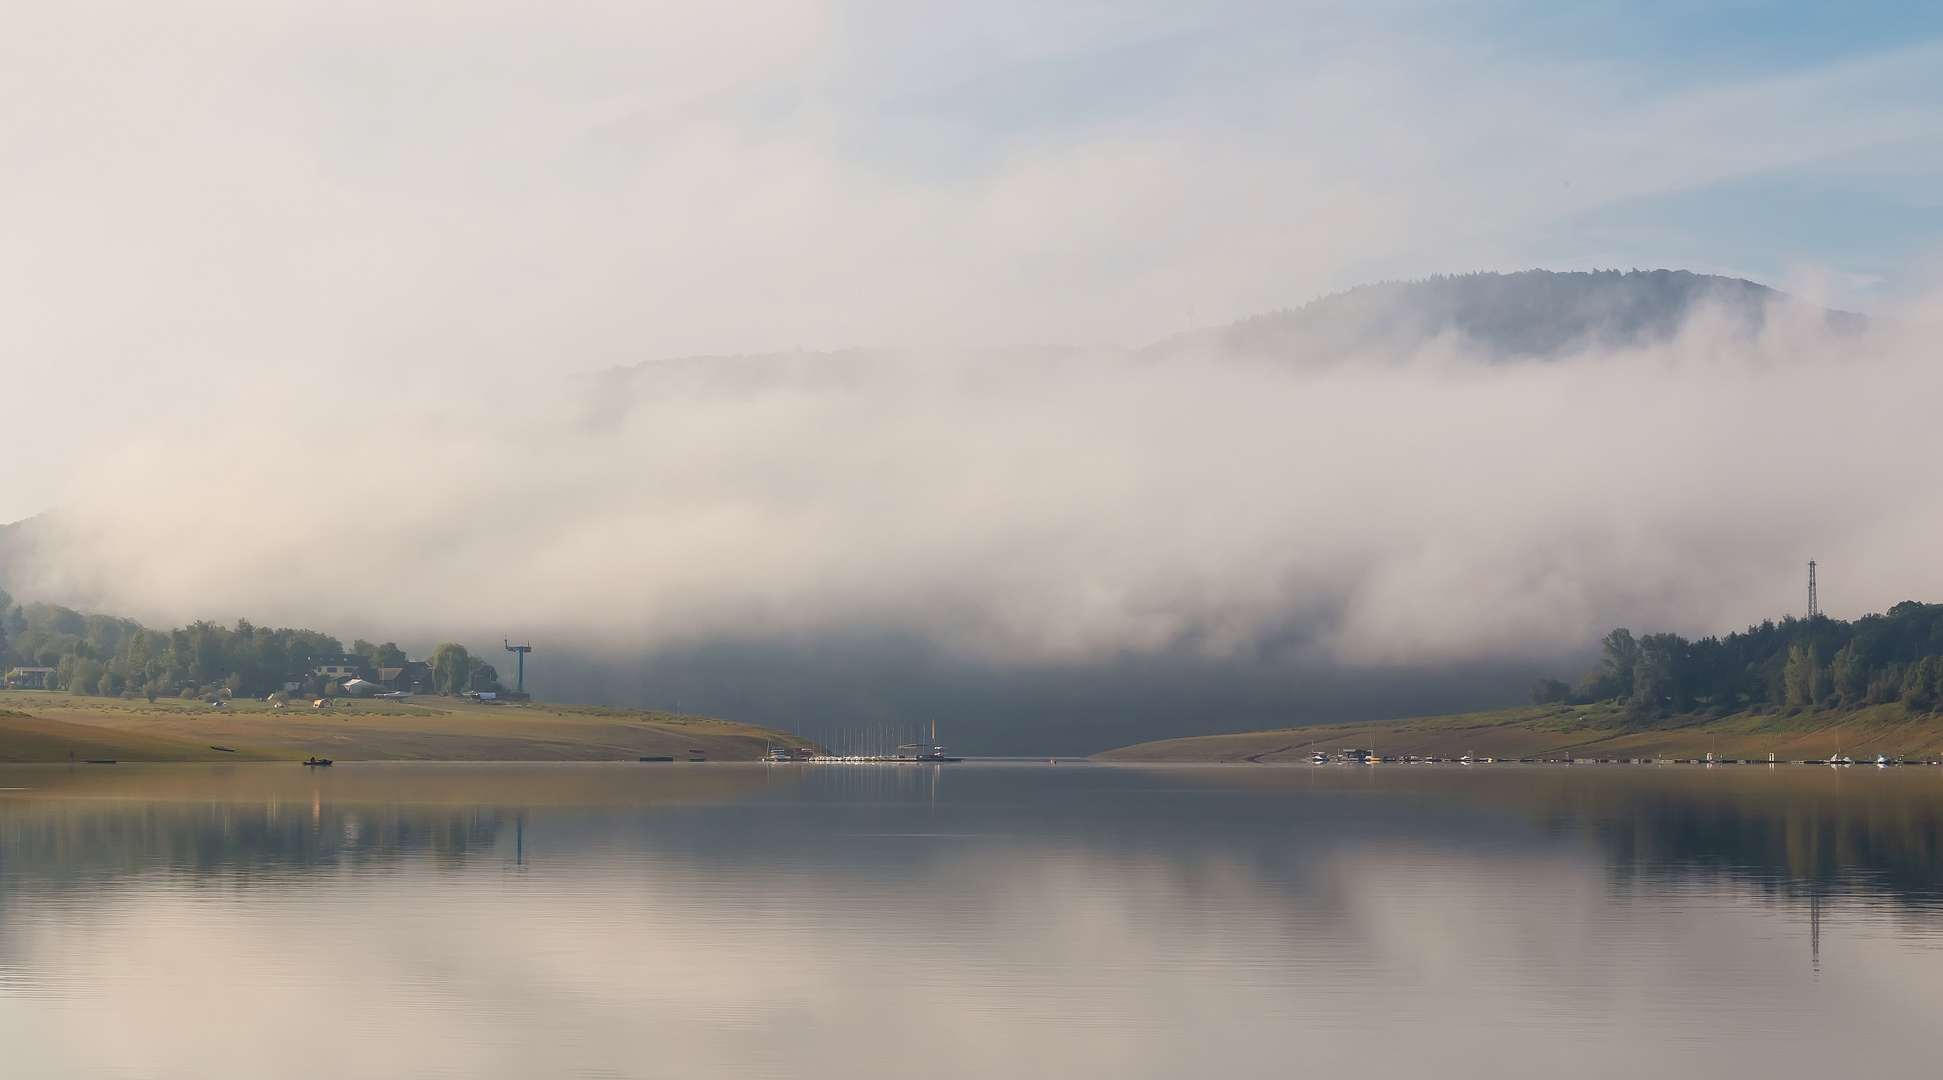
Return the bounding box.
[1902,657,1938,711]
[0,601,470,699]
[467,660,500,692]
[430,644,471,694]
[353,639,408,669]
[68,658,103,696]
[1631,632,1688,715]
[1546,600,1943,719]
[1782,644,1826,707]
[1577,628,1639,701]
[1831,642,1867,705]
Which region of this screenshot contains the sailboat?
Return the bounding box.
[903,720,962,762]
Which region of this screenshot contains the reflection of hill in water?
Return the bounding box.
[1160,766,1943,907]
[0,763,781,885]
[5,798,507,879]
[7,763,1942,914]
[1530,770,1943,904]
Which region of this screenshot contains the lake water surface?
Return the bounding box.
[1,761,1940,1079]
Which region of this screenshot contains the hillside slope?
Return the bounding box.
[0,692,819,762]
[0,710,287,762]
[1095,703,1943,763]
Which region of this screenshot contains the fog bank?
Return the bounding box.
[3,283,1936,748]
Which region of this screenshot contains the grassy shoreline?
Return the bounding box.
[0,690,818,763]
[1093,702,1943,763]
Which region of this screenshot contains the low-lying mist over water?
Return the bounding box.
[3,271,1940,750]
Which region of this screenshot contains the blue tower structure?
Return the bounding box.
[504,640,533,694]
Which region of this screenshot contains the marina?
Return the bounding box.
[774,721,962,763]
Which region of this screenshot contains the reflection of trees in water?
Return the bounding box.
[0,802,504,891]
[1517,772,1943,906]
[7,765,1941,920]
[0,762,779,893]
[1137,766,1943,914]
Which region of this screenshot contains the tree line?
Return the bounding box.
[1532,600,1943,720]
[0,592,503,700]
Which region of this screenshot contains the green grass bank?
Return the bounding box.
[1094,702,1943,762]
[0,691,818,762]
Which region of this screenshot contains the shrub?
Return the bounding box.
[69,658,105,697]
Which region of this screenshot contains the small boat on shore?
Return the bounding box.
[302,757,334,767]
[210,745,236,753]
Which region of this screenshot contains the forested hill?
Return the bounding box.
[1148,269,1866,364]
[1098,601,1943,764]
[1536,601,1943,720]
[0,593,502,700]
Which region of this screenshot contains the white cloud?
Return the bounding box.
[7,293,1937,669]
[1,1,1940,670]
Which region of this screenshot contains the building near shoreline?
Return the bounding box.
[5,667,53,690]
[381,661,434,694]
[308,654,368,681]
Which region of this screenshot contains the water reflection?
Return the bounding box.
[0,763,777,882]
[1137,765,1943,903]
[0,763,1938,1079]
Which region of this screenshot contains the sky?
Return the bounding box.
[2,1,1942,740]
[3,4,1940,421]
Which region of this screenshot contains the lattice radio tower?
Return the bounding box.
[1807,560,1819,619]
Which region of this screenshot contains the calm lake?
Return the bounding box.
[1,761,1939,1079]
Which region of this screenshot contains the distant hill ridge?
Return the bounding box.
[1147,268,1866,363]
[580,269,1866,381]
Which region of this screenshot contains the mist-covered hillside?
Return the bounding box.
[1149,269,1865,363]
[0,266,1910,755]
